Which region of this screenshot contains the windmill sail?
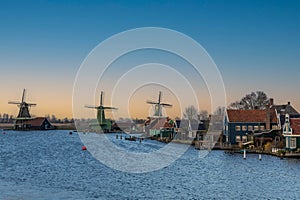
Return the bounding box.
[8,89,36,119]
[146,91,172,117]
[84,91,117,132]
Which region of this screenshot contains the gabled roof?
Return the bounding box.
[272,103,299,115]
[150,118,168,130]
[290,118,300,135]
[16,117,47,126]
[226,108,277,123]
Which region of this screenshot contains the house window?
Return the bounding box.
[248,126,253,131]
[242,126,247,131]
[235,126,241,131]
[242,136,247,142]
[291,138,296,149]
[260,126,265,131]
[236,136,241,142]
[254,126,259,131]
[224,125,228,131]
[272,125,278,130]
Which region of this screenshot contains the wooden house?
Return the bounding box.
[15,117,55,130]
[270,99,300,125]
[224,108,279,145]
[283,114,300,151]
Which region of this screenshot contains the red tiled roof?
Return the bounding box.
[150,118,167,130]
[16,117,46,126]
[227,109,277,123]
[290,118,300,135]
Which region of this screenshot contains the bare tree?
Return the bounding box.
[183,105,198,121]
[213,106,225,115]
[229,91,269,110]
[198,110,208,120]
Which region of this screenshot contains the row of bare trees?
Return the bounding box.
[182,91,269,121]
[0,113,14,123]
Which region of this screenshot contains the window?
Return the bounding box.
[260,126,265,131]
[235,125,241,131]
[272,125,278,130]
[224,125,228,131]
[248,126,253,131]
[242,136,247,142]
[254,126,259,131]
[236,136,241,142]
[291,138,296,149]
[242,126,247,131]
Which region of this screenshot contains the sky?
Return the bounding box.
[0,0,300,119]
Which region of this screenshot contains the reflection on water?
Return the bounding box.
[0,131,299,199]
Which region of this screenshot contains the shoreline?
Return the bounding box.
[0,123,76,131]
[2,128,299,159]
[150,135,300,159]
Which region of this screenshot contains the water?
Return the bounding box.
[0,130,299,199]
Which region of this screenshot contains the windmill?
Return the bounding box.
[85,91,117,132]
[146,91,172,117]
[8,89,36,119]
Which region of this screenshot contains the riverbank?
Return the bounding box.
[0,123,76,130]
[0,123,13,130]
[150,135,300,159]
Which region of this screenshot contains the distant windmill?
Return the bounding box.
[85,91,117,132]
[146,91,172,117]
[8,89,36,119]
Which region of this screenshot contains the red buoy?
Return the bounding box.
[82,146,87,151]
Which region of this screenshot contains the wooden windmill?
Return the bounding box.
[8,89,36,119]
[146,91,172,117]
[85,91,117,132]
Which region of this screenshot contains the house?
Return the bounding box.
[270,98,300,126]
[283,114,300,151]
[224,108,279,145]
[145,117,175,137]
[15,117,55,130]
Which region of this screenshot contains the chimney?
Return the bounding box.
[288,101,290,105]
[270,98,274,106]
[266,103,271,130]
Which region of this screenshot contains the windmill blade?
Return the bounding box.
[158,91,162,104]
[146,100,159,105]
[8,101,21,104]
[84,105,99,109]
[103,106,118,110]
[100,91,104,106]
[27,103,37,106]
[161,103,172,107]
[21,88,26,103]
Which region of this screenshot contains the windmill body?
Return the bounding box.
[85,91,117,132]
[145,91,176,138]
[146,91,172,118]
[8,89,54,130]
[8,89,36,120]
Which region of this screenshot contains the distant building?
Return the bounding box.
[283,114,300,151]
[15,117,55,130]
[145,117,175,137]
[224,108,279,144]
[270,98,300,126]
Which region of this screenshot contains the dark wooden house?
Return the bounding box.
[224,108,279,145]
[15,117,55,130]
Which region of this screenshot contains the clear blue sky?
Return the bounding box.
[0,0,300,118]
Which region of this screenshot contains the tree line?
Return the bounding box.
[182,91,269,121]
[0,113,14,123]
